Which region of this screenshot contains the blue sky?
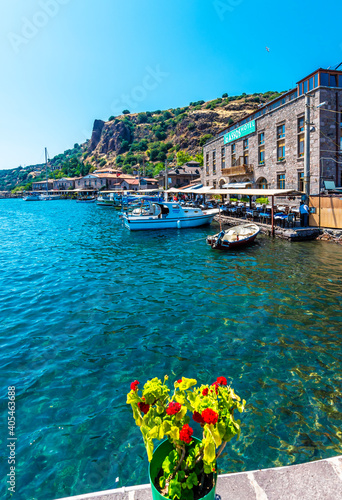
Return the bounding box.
[1,0,342,170]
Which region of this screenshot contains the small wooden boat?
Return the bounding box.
[206,223,260,250]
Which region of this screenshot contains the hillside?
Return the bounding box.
[0,90,285,191]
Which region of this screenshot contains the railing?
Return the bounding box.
[222,163,254,176]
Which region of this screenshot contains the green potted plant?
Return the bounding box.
[127,376,245,500]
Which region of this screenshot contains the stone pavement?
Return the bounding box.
[56,455,342,500]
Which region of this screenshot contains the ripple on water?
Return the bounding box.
[0,200,342,500]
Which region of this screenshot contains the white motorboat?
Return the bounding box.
[122,201,219,231]
[40,194,61,201]
[23,194,41,201]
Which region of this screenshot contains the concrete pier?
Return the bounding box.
[215,215,321,241]
[55,455,342,500]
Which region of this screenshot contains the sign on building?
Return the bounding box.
[224,120,256,144]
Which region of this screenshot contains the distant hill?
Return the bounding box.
[0,90,285,191]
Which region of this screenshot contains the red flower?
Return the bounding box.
[193,411,205,424]
[201,408,219,425]
[179,424,193,444]
[202,388,209,396]
[166,401,182,415]
[177,379,182,384]
[138,402,150,414]
[216,376,227,386]
[130,380,139,391]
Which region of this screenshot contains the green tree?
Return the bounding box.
[199,134,213,146]
[176,151,193,166]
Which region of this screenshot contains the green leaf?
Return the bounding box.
[168,425,180,441]
[159,476,166,489]
[175,406,187,421]
[210,424,222,447]
[178,377,197,391]
[203,440,216,464]
[169,479,182,500]
[126,392,140,404]
[186,472,198,489]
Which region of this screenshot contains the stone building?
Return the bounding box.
[75,174,107,190]
[203,67,342,194]
[53,177,77,190]
[157,161,202,189]
[32,179,54,191]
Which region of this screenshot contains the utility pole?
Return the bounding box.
[304,94,310,197]
[164,159,168,201]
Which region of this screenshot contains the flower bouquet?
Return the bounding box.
[127,376,245,500]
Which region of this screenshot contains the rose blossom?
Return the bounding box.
[201,408,219,425]
[166,401,182,415]
[202,388,209,396]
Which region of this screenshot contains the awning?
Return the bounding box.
[167,186,213,194]
[182,183,203,191]
[221,182,252,188]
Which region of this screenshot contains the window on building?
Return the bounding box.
[221,147,225,169]
[206,180,210,186]
[206,152,209,174]
[320,73,329,86]
[243,139,249,165]
[330,74,337,87]
[213,180,217,189]
[258,132,265,165]
[340,113,342,150]
[277,173,285,189]
[314,74,318,87]
[298,116,305,158]
[213,151,216,174]
[277,124,285,161]
[303,80,308,93]
[298,172,304,191]
[231,144,236,166]
[258,177,268,189]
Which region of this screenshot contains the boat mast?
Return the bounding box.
[45,147,48,195]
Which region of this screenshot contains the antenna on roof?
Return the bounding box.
[335,62,342,70]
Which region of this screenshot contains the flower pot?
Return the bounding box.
[149,438,217,500]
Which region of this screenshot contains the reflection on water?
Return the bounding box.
[0,200,342,500]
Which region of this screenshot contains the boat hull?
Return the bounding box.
[207,223,260,250]
[124,212,217,231]
[207,233,258,249]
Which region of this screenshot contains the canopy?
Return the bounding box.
[167,187,301,197]
[221,182,252,188]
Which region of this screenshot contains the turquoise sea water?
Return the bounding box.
[1,199,342,500]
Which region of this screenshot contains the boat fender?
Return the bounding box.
[177,220,181,229]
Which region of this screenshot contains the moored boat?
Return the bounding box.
[206,223,260,249]
[23,194,41,201]
[123,201,219,230]
[76,196,96,203]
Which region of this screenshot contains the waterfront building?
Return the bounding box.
[53,177,77,191]
[157,161,202,189]
[32,179,54,191]
[76,174,107,190]
[202,67,342,194]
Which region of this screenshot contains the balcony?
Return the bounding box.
[222,156,254,176]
